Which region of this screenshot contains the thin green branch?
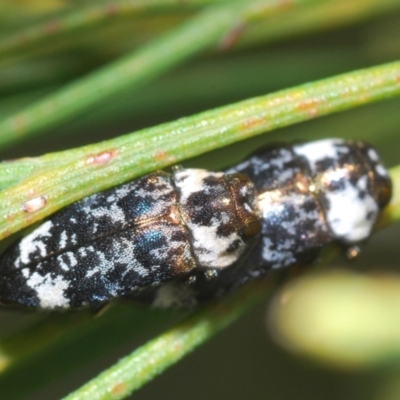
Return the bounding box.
[239,0,400,48]
[259,0,400,25]
[4,0,400,61]
[0,313,90,373]
[0,305,179,399]
[0,0,303,151]
[0,57,90,94]
[0,0,216,58]
[0,61,399,240]
[61,277,275,400]
[2,0,399,95]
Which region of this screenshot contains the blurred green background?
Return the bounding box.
[0,1,400,399]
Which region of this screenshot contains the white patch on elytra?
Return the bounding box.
[262,237,296,267]
[92,223,99,234]
[113,238,149,277]
[236,149,293,175]
[189,224,243,269]
[173,168,246,268]
[259,191,327,267]
[258,190,284,212]
[324,175,378,242]
[293,139,346,172]
[173,169,223,202]
[66,252,77,267]
[21,268,29,278]
[85,267,99,279]
[59,230,68,249]
[57,252,78,272]
[267,149,293,170]
[26,272,70,308]
[82,202,126,224]
[83,237,149,281]
[84,250,115,279]
[71,233,77,245]
[78,247,87,258]
[16,220,54,266]
[282,167,298,182]
[229,149,297,186]
[57,255,69,271]
[114,184,132,199]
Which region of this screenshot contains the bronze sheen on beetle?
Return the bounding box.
[0,139,392,309]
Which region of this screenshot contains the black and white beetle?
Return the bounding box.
[0,139,392,309]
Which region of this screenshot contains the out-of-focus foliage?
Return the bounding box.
[269,270,400,368]
[0,1,400,400]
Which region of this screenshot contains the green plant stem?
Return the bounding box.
[0,0,301,151]
[3,0,399,61]
[0,305,179,399]
[239,0,400,48]
[0,0,216,58]
[61,276,274,400]
[0,60,399,240]
[2,0,399,95]
[0,57,90,94]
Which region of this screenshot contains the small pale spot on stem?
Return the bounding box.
[241,117,265,133]
[86,149,117,165]
[296,98,321,117]
[154,150,167,161]
[23,196,47,213]
[111,382,126,396]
